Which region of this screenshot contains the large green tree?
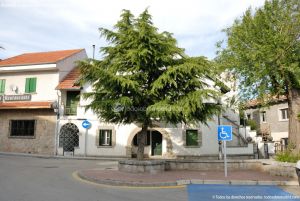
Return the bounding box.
[217,0,300,151]
[78,9,222,160]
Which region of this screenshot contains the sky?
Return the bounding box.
[0,0,265,60]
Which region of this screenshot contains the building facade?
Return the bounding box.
[56,68,254,159]
[0,49,254,158]
[0,49,87,154]
[245,97,289,143]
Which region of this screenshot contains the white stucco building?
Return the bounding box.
[56,64,254,159]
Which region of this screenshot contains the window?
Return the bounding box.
[260,111,266,123]
[0,79,5,94]
[99,130,112,146]
[279,108,289,121]
[186,129,198,146]
[25,77,37,93]
[10,120,35,137]
[65,91,80,115]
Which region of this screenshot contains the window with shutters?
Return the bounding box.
[25,77,37,93]
[65,91,80,115]
[0,79,5,94]
[99,130,112,146]
[96,127,116,148]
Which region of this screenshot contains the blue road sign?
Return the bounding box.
[82,120,91,129]
[218,125,232,141]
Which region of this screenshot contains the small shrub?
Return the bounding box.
[275,151,300,163]
[246,119,257,131]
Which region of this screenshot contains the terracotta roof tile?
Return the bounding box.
[56,67,81,90]
[0,101,53,109]
[0,49,84,67]
[245,95,287,108]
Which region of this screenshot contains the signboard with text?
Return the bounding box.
[0,94,32,102]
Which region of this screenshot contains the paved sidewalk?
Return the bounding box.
[77,169,299,187]
[0,151,125,161]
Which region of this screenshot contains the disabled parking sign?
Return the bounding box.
[218,125,232,141]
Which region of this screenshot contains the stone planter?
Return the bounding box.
[118,160,166,174]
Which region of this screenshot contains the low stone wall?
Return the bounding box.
[260,160,297,179]
[118,159,298,179]
[165,160,262,171]
[119,160,165,174]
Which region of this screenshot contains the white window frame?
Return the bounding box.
[278,108,289,121]
[260,111,267,123]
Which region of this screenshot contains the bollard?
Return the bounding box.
[296,160,300,186]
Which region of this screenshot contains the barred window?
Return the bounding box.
[10,120,35,137]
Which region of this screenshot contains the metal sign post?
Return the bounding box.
[82,120,91,157]
[218,125,232,177]
[224,141,227,177]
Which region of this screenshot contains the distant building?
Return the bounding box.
[245,96,288,144]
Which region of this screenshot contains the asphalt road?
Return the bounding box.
[0,155,186,201]
[0,154,299,201]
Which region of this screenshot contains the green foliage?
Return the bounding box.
[276,150,300,163]
[78,9,223,126]
[246,119,257,131]
[216,0,300,101]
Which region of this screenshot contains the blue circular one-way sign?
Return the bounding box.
[82,120,91,129]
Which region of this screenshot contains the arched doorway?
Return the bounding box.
[132,130,163,157]
[59,123,79,154]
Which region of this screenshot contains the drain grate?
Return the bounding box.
[105,167,113,170]
[43,166,59,169]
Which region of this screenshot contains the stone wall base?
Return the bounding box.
[0,109,56,155]
[118,160,166,174]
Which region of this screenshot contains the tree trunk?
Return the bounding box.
[287,88,300,152]
[137,124,148,160]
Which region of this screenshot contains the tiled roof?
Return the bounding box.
[0,49,84,67]
[0,101,53,109]
[56,67,81,90]
[245,95,287,108]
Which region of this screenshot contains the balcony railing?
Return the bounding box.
[64,106,77,115]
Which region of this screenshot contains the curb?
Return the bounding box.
[76,171,299,188]
[0,152,127,161]
[76,171,178,187]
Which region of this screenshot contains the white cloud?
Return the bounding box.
[0,0,265,59]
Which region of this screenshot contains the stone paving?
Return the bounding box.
[78,169,298,187]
